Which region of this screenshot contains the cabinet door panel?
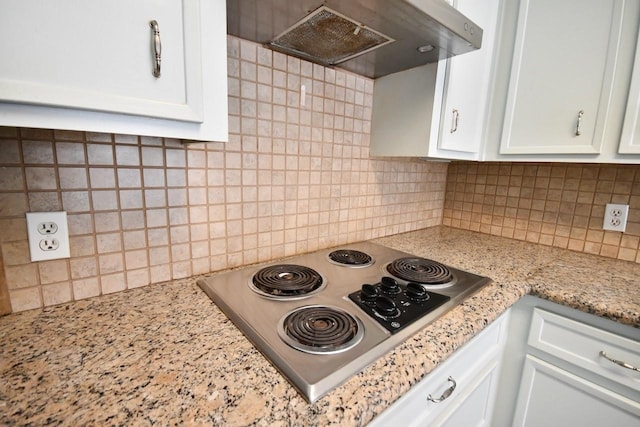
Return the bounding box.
[500,0,624,154]
[368,315,506,427]
[513,356,640,426]
[0,0,203,122]
[433,362,499,427]
[619,25,640,153]
[435,0,500,157]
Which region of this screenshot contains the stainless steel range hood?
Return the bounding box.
[227,0,483,79]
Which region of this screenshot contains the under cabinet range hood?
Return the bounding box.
[227,0,483,78]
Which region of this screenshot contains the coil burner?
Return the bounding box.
[278,305,364,354]
[386,257,454,285]
[327,249,374,267]
[250,264,325,299]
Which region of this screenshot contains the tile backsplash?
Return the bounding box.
[444,162,640,262]
[0,36,447,314]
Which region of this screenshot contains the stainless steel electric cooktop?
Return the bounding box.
[197,241,491,403]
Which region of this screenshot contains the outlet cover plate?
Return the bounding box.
[603,203,629,232]
[26,211,71,261]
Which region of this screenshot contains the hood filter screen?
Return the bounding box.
[269,6,394,66]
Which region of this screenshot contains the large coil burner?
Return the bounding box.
[250,264,325,299]
[278,305,364,354]
[386,257,454,285]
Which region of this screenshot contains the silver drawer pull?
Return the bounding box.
[150,20,162,78]
[575,110,584,136]
[450,109,459,133]
[427,376,457,403]
[600,351,640,373]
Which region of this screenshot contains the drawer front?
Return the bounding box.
[431,361,500,427]
[369,314,507,426]
[528,308,640,391]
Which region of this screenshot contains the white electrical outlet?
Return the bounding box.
[603,203,629,232]
[26,211,71,261]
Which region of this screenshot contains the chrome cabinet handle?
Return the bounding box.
[600,351,640,373]
[150,20,162,78]
[427,376,457,403]
[450,109,459,133]
[575,110,584,136]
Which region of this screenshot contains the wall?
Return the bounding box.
[0,36,447,314]
[444,162,640,262]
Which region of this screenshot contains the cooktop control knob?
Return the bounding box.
[375,295,398,317]
[406,282,429,301]
[360,284,378,302]
[380,276,401,295]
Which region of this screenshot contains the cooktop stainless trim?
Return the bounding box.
[197,241,491,403]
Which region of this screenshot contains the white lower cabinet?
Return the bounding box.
[493,296,640,427]
[368,313,508,426]
[370,297,640,426]
[513,355,640,426]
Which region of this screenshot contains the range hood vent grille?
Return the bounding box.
[269,6,394,66]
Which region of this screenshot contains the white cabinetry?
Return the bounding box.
[515,356,639,426]
[0,0,228,142]
[619,25,640,154]
[493,296,640,426]
[369,313,508,426]
[485,0,640,163]
[429,0,501,160]
[499,0,625,155]
[369,0,501,159]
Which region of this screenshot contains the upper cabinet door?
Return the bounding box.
[619,25,640,154]
[0,0,202,122]
[432,0,501,159]
[500,0,625,155]
[370,0,501,159]
[0,0,228,142]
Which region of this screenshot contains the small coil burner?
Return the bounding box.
[387,257,454,285]
[250,264,325,299]
[278,305,364,354]
[327,249,374,267]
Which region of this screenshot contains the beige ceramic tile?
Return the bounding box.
[22,140,54,164]
[42,282,72,306]
[8,287,42,311]
[72,277,101,300]
[101,273,126,294]
[87,144,114,165]
[69,257,98,280]
[38,260,69,285]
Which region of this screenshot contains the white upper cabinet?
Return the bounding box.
[370,0,501,159]
[619,25,640,154]
[0,0,228,142]
[487,0,640,163]
[500,0,624,155]
[431,0,501,160]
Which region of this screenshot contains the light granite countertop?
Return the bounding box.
[1,227,638,426]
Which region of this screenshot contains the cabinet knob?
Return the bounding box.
[150,20,162,78]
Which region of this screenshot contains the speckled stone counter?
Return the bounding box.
[1,227,638,426]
